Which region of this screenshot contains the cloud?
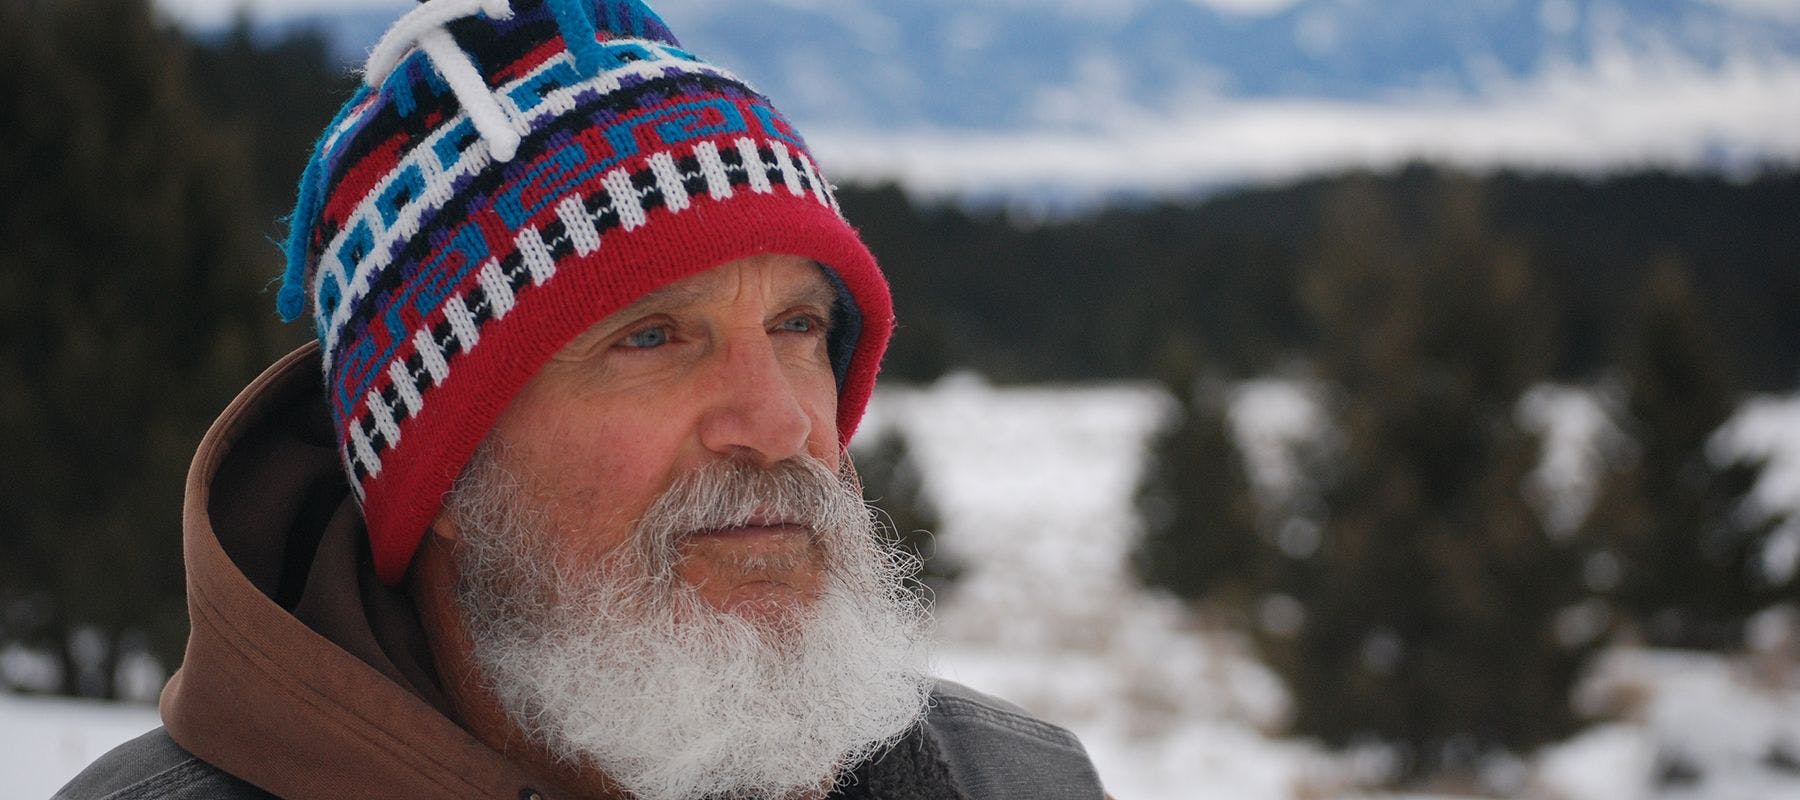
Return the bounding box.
[808,52,1800,200]
[1185,0,1305,17]
[1700,0,1800,23]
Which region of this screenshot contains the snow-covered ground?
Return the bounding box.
[861,375,1348,799]
[867,376,1800,800]
[1535,639,1800,800]
[1,693,161,799]
[10,379,1800,799]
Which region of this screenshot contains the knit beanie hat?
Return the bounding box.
[277,0,893,584]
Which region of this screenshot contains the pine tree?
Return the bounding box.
[1582,259,1790,649]
[1131,339,1263,614]
[1271,172,1593,778]
[0,0,294,696]
[854,427,958,602]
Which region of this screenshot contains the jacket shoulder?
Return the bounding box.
[924,680,1106,799]
[54,728,276,800]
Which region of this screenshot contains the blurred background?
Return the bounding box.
[3,0,1798,797]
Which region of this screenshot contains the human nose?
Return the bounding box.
[696,332,813,466]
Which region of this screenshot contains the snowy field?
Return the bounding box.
[9,378,1800,799]
[2,693,161,799]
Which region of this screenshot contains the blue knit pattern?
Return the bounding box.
[277,0,679,326]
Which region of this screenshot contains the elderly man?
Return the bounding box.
[58,1,1104,798]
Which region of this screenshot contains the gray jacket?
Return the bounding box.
[58,681,1104,800]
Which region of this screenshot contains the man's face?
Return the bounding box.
[434,254,931,800]
[463,252,844,616]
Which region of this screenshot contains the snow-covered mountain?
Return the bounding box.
[659,0,1800,128]
[240,0,1800,198]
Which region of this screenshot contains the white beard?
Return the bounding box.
[446,449,934,800]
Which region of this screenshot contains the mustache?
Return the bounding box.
[629,456,868,575]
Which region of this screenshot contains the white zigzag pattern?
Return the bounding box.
[313,39,745,374]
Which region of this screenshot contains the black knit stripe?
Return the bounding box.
[445,6,561,79]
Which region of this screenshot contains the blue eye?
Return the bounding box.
[622,326,668,349]
[779,315,817,333]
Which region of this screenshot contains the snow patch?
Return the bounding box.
[1517,385,1626,537]
[1228,377,1328,507]
[1546,647,1800,800]
[1711,394,1800,527]
[1534,723,1658,800]
[863,375,1320,795]
[0,694,161,799]
[1711,393,1800,583]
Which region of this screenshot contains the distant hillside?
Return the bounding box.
[842,165,1800,391]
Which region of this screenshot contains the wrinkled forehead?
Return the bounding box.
[620,256,841,320]
[549,255,846,363]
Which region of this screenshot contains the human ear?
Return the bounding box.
[426,508,461,543]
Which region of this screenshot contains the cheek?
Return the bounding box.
[490,395,688,556]
[568,423,675,507]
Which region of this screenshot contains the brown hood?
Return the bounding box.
[159,343,536,799]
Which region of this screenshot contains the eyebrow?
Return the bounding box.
[556,264,839,359]
[782,271,841,315]
[621,263,839,318]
